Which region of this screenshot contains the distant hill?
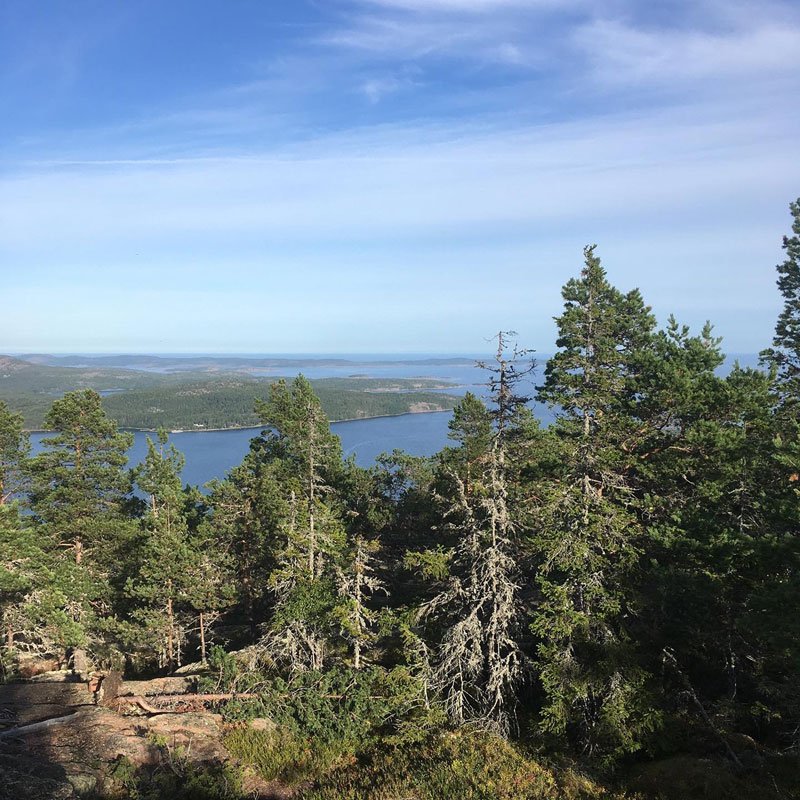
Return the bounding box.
[0,356,35,373]
[19,353,479,373]
[0,355,461,430]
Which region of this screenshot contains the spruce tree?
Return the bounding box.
[335,534,387,670]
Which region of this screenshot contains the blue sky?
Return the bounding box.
[2,0,799,354]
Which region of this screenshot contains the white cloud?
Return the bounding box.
[359,0,567,10]
[1,96,796,249]
[2,97,796,352]
[361,76,406,102]
[322,15,479,56]
[575,17,800,87]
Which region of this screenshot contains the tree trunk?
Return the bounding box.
[166,592,174,667]
[71,648,88,678]
[199,611,207,663]
[308,428,317,579]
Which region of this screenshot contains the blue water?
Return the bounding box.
[28,411,459,488]
[25,356,539,486]
[25,353,759,488]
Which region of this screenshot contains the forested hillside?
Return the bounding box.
[0,363,459,429]
[2,201,799,799]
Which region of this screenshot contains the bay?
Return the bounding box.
[28,411,458,487]
[25,353,757,488]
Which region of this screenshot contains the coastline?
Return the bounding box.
[23,407,455,435]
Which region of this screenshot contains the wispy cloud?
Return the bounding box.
[2,0,799,352]
[2,94,795,247]
[574,18,800,88]
[360,0,578,11]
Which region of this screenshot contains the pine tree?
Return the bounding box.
[126,430,195,669]
[27,390,134,670]
[206,458,281,640]
[532,246,659,762]
[419,333,532,734]
[636,201,800,744]
[0,407,35,658]
[0,503,50,662]
[0,401,28,505]
[186,497,237,664]
[761,198,800,404]
[438,391,493,497]
[255,376,346,671]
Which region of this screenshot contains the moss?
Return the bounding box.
[226,726,623,800]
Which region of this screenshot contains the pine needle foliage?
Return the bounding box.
[532,246,660,762]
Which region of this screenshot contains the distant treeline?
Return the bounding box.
[103,382,457,429]
[0,367,459,429]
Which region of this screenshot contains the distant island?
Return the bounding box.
[20,353,479,371]
[0,355,463,430]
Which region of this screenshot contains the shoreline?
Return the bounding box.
[24,407,455,435]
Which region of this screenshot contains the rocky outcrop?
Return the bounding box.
[0,675,257,799]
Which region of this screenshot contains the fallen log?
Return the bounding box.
[0,710,85,738]
[116,693,257,714]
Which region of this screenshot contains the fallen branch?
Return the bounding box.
[0,711,84,738]
[662,648,744,770]
[116,693,258,714]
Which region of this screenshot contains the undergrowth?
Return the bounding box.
[103,753,244,800]
[225,727,623,799]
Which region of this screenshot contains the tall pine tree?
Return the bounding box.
[255,376,346,671]
[0,401,28,505]
[532,246,660,762]
[27,390,134,670]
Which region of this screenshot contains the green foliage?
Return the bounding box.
[761,197,800,404]
[224,665,435,786]
[254,376,349,670]
[25,390,134,661]
[403,546,451,581]
[0,358,459,430]
[0,501,61,662]
[232,666,428,741]
[0,400,28,503]
[230,727,620,800]
[105,381,458,430]
[124,430,196,668]
[225,726,342,785]
[105,753,244,800]
[532,247,660,762]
